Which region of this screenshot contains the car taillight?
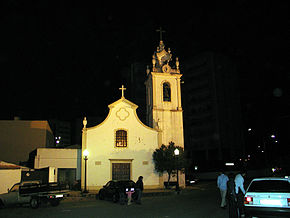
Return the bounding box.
[288,198,290,206]
[244,196,253,205]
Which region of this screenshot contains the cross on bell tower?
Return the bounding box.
[156,27,165,41]
[119,85,126,98]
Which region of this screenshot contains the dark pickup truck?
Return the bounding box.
[0,181,69,208]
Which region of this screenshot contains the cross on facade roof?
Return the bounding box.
[156,27,165,41]
[119,85,126,98]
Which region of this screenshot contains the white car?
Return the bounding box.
[244,177,290,218]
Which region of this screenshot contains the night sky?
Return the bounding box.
[1,1,289,142]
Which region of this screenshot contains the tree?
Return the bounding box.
[152,141,186,186]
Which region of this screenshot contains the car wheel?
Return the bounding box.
[30,198,39,209]
[0,199,5,209]
[112,193,119,203]
[50,199,60,207]
[99,191,105,200]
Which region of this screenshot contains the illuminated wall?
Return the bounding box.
[0,120,55,165]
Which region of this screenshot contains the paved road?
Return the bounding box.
[0,182,229,218]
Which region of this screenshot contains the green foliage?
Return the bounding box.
[152,141,186,183]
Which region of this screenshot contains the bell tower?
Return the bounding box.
[145,33,184,148]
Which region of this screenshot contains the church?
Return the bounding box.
[81,36,185,190]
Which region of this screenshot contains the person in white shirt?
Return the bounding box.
[235,172,246,217]
[217,171,229,208]
[235,173,246,194]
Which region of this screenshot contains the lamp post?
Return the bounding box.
[174,148,180,194]
[83,149,89,193]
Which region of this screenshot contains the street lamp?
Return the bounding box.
[83,149,89,193]
[174,148,180,194]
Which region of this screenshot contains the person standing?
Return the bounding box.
[235,171,246,217]
[227,173,238,218]
[135,176,144,204]
[217,171,229,209]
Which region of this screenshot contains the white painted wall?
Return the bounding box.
[34,148,81,180]
[146,71,185,187]
[150,72,184,147]
[48,167,57,183]
[0,169,21,194]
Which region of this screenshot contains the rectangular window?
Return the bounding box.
[248,180,290,192]
[112,163,130,180]
[115,130,127,147]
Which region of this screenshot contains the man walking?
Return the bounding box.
[235,171,246,217]
[217,171,229,209]
[227,173,238,218]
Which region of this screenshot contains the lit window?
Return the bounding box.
[163,82,171,102]
[115,130,127,147]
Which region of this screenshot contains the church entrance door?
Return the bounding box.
[112,163,130,180]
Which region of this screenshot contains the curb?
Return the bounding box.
[142,191,175,197]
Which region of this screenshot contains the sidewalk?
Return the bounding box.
[63,188,180,202]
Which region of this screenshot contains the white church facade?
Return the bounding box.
[81,90,161,190]
[81,37,185,190]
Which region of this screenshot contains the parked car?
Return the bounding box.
[185,175,199,186]
[0,181,69,209]
[244,176,290,218]
[98,180,136,203]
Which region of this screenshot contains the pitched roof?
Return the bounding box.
[0,161,27,169]
[108,97,138,109]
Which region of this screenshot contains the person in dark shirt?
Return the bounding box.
[135,176,143,204]
[227,173,238,218]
